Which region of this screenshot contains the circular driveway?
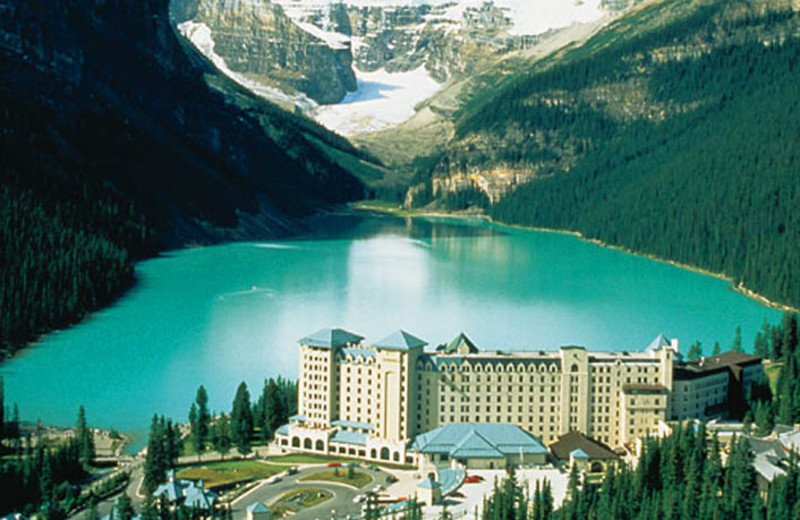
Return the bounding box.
[231,466,389,520]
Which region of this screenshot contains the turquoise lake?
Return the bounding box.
[1,212,782,445]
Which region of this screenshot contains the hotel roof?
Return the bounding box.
[674,351,762,381]
[645,333,671,352]
[299,328,364,348]
[374,330,427,350]
[550,431,619,461]
[410,423,548,459]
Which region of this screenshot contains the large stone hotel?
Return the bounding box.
[275,328,763,468]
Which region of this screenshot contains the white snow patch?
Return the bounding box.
[313,66,442,136]
[294,21,351,50]
[177,21,317,111]
[271,0,606,36]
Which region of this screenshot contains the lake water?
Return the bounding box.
[1,212,782,445]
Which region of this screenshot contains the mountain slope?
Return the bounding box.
[0,0,366,353]
[418,0,800,308]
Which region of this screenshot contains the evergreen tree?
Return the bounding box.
[0,375,4,439]
[143,415,167,495]
[733,326,743,352]
[688,341,703,361]
[231,382,253,454]
[261,378,285,441]
[87,497,100,520]
[195,386,209,452]
[213,413,232,459]
[116,493,135,520]
[712,342,722,356]
[75,405,94,468]
[188,403,198,454]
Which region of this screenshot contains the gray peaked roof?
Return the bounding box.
[298,328,364,348]
[645,333,671,352]
[374,330,427,350]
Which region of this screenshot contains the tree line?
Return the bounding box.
[410,0,800,309]
[480,422,800,520]
[0,397,96,518]
[142,377,297,494]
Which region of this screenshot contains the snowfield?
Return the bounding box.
[313,66,442,136]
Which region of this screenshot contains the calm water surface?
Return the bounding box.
[1,213,782,444]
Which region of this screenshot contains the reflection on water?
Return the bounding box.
[0,212,782,445]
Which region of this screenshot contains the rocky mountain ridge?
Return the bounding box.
[171,0,626,107]
[408,0,800,206]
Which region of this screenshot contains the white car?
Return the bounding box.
[352,494,366,504]
[265,475,282,484]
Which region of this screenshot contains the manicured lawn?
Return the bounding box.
[266,453,415,470]
[176,460,287,487]
[299,469,373,488]
[266,453,351,465]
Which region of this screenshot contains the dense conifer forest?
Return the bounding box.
[418,0,800,309]
[0,0,366,355]
[486,424,800,520]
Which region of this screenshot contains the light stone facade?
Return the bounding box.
[276,329,686,461]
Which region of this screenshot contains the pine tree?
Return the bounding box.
[0,375,4,439]
[188,402,198,455]
[688,341,703,361]
[76,405,94,468]
[195,385,209,452]
[712,342,722,356]
[214,413,232,459]
[733,326,743,352]
[231,382,253,454]
[116,493,135,520]
[143,415,167,495]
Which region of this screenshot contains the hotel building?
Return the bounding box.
[274,328,760,466]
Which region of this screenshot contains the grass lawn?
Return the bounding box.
[266,453,416,470]
[176,460,287,488]
[299,469,373,489]
[265,453,351,465]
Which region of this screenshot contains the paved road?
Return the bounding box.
[231,466,390,520]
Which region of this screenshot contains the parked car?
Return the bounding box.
[353,494,366,504]
[287,467,298,475]
[327,462,343,467]
[265,475,282,484]
[385,475,398,484]
[464,476,483,484]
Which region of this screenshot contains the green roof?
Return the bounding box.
[442,332,479,354]
[374,330,427,350]
[299,328,364,348]
[410,424,548,459]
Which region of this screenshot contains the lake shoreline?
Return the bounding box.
[351,201,798,314]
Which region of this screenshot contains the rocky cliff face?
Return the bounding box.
[172,0,357,104]
[0,0,365,246]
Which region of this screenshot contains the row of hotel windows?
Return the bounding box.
[417,362,661,376]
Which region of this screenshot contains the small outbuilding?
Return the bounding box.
[549,431,620,475]
[246,502,272,520]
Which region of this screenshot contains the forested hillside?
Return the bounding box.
[415,0,800,309]
[0,0,367,354]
